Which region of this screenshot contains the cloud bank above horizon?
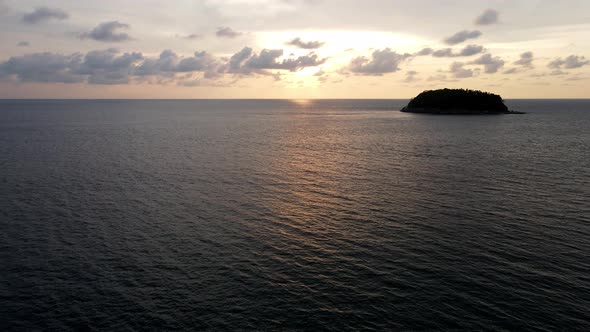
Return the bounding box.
[0,0,589,98]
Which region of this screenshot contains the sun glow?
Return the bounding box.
[255,30,429,88]
[257,30,427,55]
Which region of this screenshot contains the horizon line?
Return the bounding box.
[2,98,590,101]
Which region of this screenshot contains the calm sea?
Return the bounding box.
[1,99,589,331]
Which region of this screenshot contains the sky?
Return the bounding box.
[0,0,589,99]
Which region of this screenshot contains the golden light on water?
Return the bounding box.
[289,99,315,108]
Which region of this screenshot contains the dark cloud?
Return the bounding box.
[226,47,325,74]
[216,27,242,38]
[177,52,217,72]
[134,50,178,76]
[1,46,327,85]
[514,51,534,67]
[449,62,473,78]
[503,52,534,74]
[134,50,218,77]
[227,47,253,73]
[22,7,69,24]
[348,48,410,75]
[179,34,203,40]
[443,30,482,45]
[475,9,499,25]
[244,49,326,71]
[548,55,589,69]
[0,48,219,85]
[80,21,132,42]
[420,45,484,58]
[287,37,325,49]
[458,45,485,57]
[0,52,83,83]
[471,54,505,73]
[416,48,433,56]
[72,48,143,84]
[17,41,30,47]
[432,49,453,57]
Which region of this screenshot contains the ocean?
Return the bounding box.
[1,99,589,331]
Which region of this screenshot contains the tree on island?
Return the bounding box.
[401,88,520,114]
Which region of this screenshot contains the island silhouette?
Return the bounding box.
[401,88,523,114]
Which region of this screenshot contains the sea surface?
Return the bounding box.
[1,99,589,331]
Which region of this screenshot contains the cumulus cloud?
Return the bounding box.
[286,37,325,49]
[416,48,433,56]
[458,45,485,57]
[216,27,242,38]
[475,9,499,25]
[514,52,534,67]
[471,54,505,73]
[243,49,326,72]
[0,46,325,84]
[225,47,326,75]
[227,47,253,73]
[75,48,143,84]
[449,62,473,78]
[80,21,132,42]
[22,7,69,24]
[443,30,482,45]
[0,52,83,83]
[349,48,410,75]
[417,45,483,58]
[548,55,589,69]
[432,48,453,57]
[134,50,219,78]
[0,48,222,85]
[17,41,30,47]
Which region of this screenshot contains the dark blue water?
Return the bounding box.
[1,99,589,331]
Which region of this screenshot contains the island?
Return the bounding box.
[401,88,523,114]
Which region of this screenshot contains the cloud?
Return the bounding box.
[134,50,178,76]
[443,30,482,45]
[225,47,325,75]
[0,52,83,83]
[0,46,325,85]
[216,27,242,38]
[74,48,143,84]
[514,52,534,67]
[459,45,485,57]
[134,50,219,77]
[503,68,519,75]
[17,41,30,47]
[22,7,69,24]
[286,37,325,49]
[403,70,419,83]
[427,74,456,82]
[471,54,505,73]
[416,48,433,56]
[449,62,473,78]
[348,48,410,75]
[227,47,253,73]
[179,34,203,40]
[80,21,132,42]
[432,48,453,57]
[243,49,326,71]
[475,9,499,25]
[418,45,483,58]
[548,55,589,69]
[0,48,221,85]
